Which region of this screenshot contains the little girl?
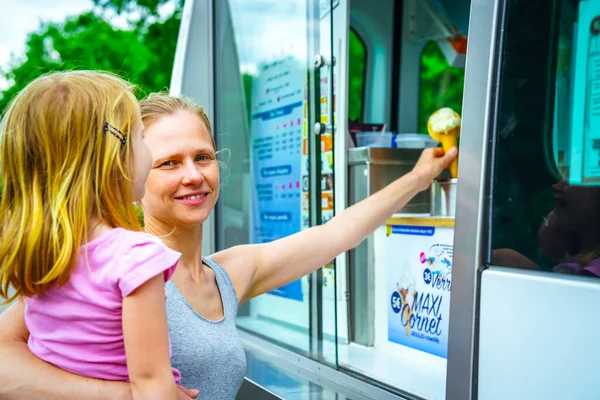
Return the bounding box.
[0,71,180,399]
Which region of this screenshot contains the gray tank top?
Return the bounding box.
[166,257,246,399]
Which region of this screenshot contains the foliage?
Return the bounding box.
[0,0,184,227]
[348,29,366,122]
[418,42,465,134]
[0,0,183,114]
[136,203,145,227]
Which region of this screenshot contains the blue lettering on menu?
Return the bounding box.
[252,101,303,121]
[391,225,435,236]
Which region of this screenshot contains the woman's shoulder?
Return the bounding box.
[209,245,257,272]
[203,256,233,284]
[208,245,257,303]
[208,246,251,281]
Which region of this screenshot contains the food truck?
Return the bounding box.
[171,0,600,398]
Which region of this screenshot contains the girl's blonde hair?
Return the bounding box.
[0,70,142,302]
[139,92,215,148]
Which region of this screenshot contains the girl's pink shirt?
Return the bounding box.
[25,228,182,383]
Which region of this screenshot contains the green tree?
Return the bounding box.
[418,41,465,134]
[0,0,183,114]
[348,29,366,122]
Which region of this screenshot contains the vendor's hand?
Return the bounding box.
[410,147,458,191]
[178,385,200,399]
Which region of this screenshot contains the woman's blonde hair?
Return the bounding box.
[0,70,142,302]
[139,92,215,148]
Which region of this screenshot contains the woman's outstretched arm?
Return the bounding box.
[217,147,458,303]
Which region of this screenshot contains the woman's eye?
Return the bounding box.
[196,155,213,162]
[160,160,174,167]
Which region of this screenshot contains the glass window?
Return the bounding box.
[348,28,366,122]
[418,41,465,134]
[214,0,309,353]
[213,0,337,363]
[337,3,470,400]
[490,0,600,281]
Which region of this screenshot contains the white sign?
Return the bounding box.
[385,224,453,358]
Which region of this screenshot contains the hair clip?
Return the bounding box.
[103,122,127,145]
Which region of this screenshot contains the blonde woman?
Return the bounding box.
[0,73,182,400]
[0,93,457,399]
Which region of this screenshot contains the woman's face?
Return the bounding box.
[141,109,219,228]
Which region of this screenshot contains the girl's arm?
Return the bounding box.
[0,301,131,400]
[216,147,458,303]
[122,274,178,400]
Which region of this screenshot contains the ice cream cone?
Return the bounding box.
[397,260,416,337]
[399,289,411,336]
[403,303,412,336]
[399,288,417,337]
[427,108,461,178]
[439,131,458,178]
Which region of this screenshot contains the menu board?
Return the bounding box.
[385,224,453,358]
[250,53,304,301]
[570,0,600,184]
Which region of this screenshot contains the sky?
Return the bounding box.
[0,0,310,91]
[0,0,179,91]
[0,0,100,90]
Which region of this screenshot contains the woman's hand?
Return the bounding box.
[410,147,458,192]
